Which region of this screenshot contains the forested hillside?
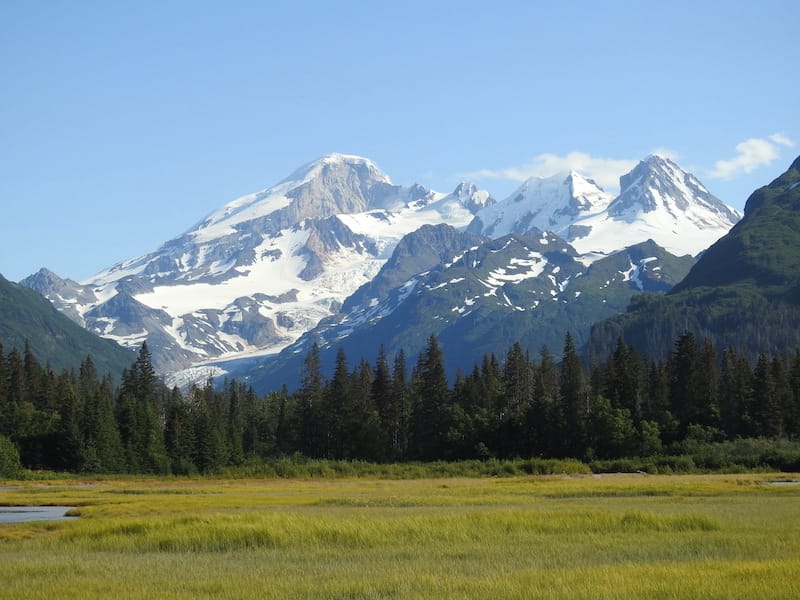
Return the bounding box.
[0,274,135,378]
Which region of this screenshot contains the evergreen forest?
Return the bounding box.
[2,331,800,477]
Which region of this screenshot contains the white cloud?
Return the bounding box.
[461,151,638,192]
[709,133,795,180]
[768,133,795,147]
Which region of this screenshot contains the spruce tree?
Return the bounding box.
[273,387,294,457]
[531,345,559,456]
[694,338,721,430]
[501,343,533,457]
[225,380,245,466]
[5,349,24,428]
[609,338,644,422]
[558,332,587,458]
[389,350,410,460]
[325,347,351,458]
[192,388,226,474]
[52,372,83,471]
[80,357,124,473]
[409,335,451,461]
[771,356,792,438]
[349,359,381,460]
[118,343,169,473]
[296,342,325,457]
[752,353,780,437]
[371,346,393,459]
[452,367,487,458]
[668,331,699,436]
[164,387,196,474]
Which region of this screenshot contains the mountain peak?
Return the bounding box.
[643,152,672,164]
[183,153,397,246]
[468,170,612,239]
[556,156,742,257]
[451,182,495,212]
[610,155,738,221]
[284,153,392,187]
[22,267,65,285]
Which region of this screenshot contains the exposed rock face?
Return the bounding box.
[20,268,98,325]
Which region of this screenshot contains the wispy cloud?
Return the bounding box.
[769,133,795,147]
[461,151,638,192]
[709,133,795,180]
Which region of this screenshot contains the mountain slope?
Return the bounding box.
[671,155,800,297]
[245,231,694,392]
[589,155,800,360]
[0,273,135,376]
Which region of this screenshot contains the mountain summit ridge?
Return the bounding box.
[469,154,741,260]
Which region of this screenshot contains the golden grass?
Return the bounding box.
[1,473,799,598]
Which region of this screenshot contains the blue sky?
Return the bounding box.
[1,0,797,282]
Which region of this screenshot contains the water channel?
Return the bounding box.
[0,506,77,523]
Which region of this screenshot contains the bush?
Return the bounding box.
[685,438,800,472]
[0,435,22,479]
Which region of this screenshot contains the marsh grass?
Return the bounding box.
[1,473,799,598]
[220,457,592,479]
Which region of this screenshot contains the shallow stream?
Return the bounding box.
[0,506,76,523]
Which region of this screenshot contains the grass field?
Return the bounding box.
[1,473,799,599]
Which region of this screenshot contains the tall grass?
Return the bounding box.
[1,473,799,598]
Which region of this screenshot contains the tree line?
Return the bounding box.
[1,331,800,475]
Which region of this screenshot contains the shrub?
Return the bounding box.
[0,435,22,479]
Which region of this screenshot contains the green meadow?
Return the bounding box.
[1,473,799,599]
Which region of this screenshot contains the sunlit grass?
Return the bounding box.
[1,473,799,598]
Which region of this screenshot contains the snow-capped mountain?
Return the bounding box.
[469,155,741,260]
[22,154,494,374]
[22,151,740,386]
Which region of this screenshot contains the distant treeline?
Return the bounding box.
[1,331,800,476]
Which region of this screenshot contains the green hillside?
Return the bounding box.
[0,273,135,377]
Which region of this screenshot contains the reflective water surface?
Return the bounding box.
[0,506,77,523]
